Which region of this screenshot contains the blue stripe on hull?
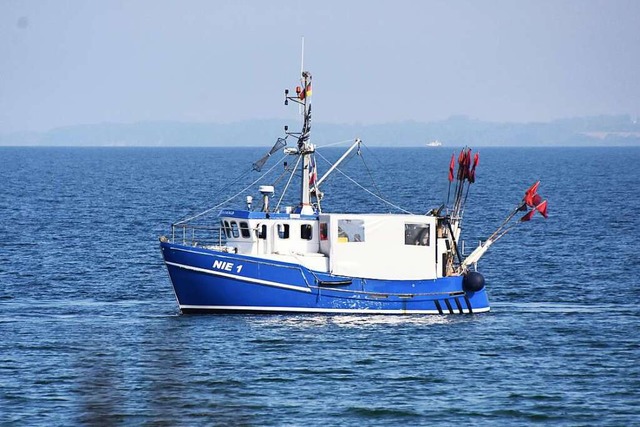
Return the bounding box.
[160,242,490,315]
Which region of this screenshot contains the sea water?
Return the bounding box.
[1,146,639,425]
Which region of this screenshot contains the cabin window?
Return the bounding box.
[320,223,328,241]
[277,223,290,239]
[258,224,267,240]
[337,219,365,243]
[223,220,232,239]
[405,223,430,246]
[301,224,313,240]
[230,221,240,238]
[239,221,251,238]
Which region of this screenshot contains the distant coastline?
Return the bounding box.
[1,115,638,147]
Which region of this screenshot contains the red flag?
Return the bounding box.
[448,154,455,182]
[469,169,476,183]
[525,181,540,196]
[469,152,479,183]
[309,155,317,186]
[458,148,472,180]
[535,200,548,218]
[524,181,540,206]
[521,210,536,222]
[531,194,542,206]
[457,149,465,180]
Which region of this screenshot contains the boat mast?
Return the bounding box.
[284,42,315,215]
[297,71,313,214]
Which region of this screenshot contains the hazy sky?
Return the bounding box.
[1,0,638,132]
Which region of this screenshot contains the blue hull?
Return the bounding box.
[160,242,490,314]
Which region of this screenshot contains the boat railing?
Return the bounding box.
[171,223,225,247]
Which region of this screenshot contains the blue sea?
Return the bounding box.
[1,146,639,426]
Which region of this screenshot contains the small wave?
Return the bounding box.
[330,315,453,327]
[344,405,421,419]
[246,313,470,328]
[492,301,640,314]
[486,408,565,422]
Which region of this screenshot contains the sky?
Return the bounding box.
[1,0,639,133]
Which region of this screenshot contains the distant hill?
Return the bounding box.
[1,115,639,147]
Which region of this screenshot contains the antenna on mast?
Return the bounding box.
[300,37,305,115]
[300,36,305,74]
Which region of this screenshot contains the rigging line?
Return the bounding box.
[317,145,359,170]
[178,166,254,220]
[275,154,302,212]
[272,163,295,187]
[226,167,254,188]
[175,153,289,225]
[358,152,384,200]
[315,138,357,149]
[315,151,414,214]
[359,141,385,168]
[355,141,389,202]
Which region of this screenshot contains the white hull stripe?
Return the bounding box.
[179,304,491,315]
[165,261,312,293]
[170,246,227,257]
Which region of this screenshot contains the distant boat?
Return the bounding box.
[427,140,443,147]
[159,62,549,315]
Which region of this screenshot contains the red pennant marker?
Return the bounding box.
[535,200,548,218]
[521,210,536,222]
[448,154,455,182]
[524,180,541,206]
[469,152,479,183]
[457,149,466,181]
[526,181,540,195]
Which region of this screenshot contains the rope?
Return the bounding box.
[314,138,355,149]
[176,139,414,224]
[358,151,384,199]
[175,153,288,225]
[315,150,414,214]
[175,166,253,221]
[275,154,302,211]
[318,139,384,199]
[272,161,296,187]
[360,141,385,168]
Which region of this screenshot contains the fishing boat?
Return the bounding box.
[159,68,548,315]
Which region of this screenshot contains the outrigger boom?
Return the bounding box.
[460,180,548,272]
